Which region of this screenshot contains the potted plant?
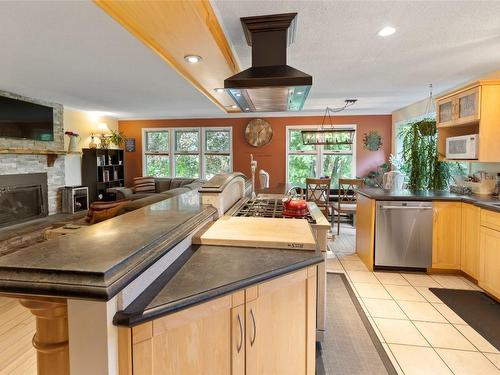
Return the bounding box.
[109,129,125,148]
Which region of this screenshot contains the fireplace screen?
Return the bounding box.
[0,173,48,228]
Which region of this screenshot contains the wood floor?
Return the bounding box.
[0,297,36,375]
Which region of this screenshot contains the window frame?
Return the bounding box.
[285,124,357,186]
[142,127,233,179]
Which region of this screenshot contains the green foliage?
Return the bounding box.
[206,130,230,152]
[399,119,465,190]
[146,155,169,177]
[146,131,169,152]
[109,130,125,147]
[363,163,390,188]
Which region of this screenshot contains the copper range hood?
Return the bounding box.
[224,13,312,112]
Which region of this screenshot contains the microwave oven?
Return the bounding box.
[445,134,478,160]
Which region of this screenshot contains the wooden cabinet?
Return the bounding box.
[479,226,500,299]
[460,203,480,279]
[436,80,500,162]
[432,202,462,269]
[123,267,317,375]
[355,195,376,271]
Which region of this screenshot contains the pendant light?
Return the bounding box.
[301,99,357,145]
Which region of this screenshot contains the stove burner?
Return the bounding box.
[233,198,316,224]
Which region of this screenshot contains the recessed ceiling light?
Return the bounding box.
[245,107,250,111]
[296,91,303,95]
[231,105,238,109]
[235,93,241,97]
[214,88,225,93]
[378,26,396,37]
[184,55,202,64]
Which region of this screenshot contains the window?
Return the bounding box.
[286,125,356,187]
[143,127,232,179]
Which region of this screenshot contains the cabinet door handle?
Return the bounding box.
[250,308,256,346]
[236,313,243,353]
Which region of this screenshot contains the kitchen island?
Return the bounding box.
[356,188,500,300]
[0,173,324,375]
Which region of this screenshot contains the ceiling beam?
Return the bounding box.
[94,0,241,113]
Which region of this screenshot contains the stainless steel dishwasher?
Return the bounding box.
[375,201,433,269]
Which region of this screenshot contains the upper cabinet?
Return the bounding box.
[436,80,500,162]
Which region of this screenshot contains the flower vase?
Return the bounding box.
[68,136,79,152]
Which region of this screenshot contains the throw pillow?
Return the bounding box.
[133,176,155,193]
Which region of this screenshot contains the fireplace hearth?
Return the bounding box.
[0,173,48,228]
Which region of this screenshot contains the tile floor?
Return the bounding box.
[327,225,500,375]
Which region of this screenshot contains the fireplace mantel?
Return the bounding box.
[0,148,81,166]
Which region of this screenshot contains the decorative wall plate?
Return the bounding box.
[363,130,382,151]
[245,119,273,147]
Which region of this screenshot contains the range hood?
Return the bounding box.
[224,13,312,112]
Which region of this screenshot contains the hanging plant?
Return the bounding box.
[363,130,382,151]
[399,118,452,190]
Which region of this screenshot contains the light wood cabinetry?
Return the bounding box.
[460,203,480,279]
[479,226,500,299]
[436,80,500,162]
[478,209,500,299]
[432,202,462,269]
[356,195,376,271]
[123,267,317,375]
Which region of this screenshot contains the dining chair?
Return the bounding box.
[332,178,364,235]
[305,178,332,221]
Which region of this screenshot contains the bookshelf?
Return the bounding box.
[82,148,125,202]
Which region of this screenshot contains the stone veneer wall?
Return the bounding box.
[0,154,65,214]
[0,89,65,214]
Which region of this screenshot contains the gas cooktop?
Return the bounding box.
[233,198,316,224]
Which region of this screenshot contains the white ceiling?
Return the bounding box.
[1,1,500,119]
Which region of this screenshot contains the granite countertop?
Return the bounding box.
[0,190,217,300]
[358,188,500,213]
[114,244,324,327]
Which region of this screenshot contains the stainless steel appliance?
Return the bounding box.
[446,134,478,159]
[375,201,433,268]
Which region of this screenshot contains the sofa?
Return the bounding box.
[83,177,205,223]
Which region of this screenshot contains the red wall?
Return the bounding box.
[119,115,392,187]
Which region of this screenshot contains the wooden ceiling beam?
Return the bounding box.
[94,0,241,113]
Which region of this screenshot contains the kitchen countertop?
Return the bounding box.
[113,244,324,327]
[358,188,500,212]
[0,190,217,300]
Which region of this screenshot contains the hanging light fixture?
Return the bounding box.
[301,99,357,145]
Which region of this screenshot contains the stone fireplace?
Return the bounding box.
[0,173,49,228]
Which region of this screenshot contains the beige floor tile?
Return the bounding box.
[436,348,500,375]
[397,301,448,323]
[415,286,444,303]
[367,316,385,343]
[385,284,426,302]
[402,273,442,287]
[362,298,407,319]
[341,260,369,271]
[431,303,467,325]
[484,353,500,370]
[454,325,499,353]
[388,344,452,375]
[374,272,410,286]
[326,258,344,272]
[374,318,429,346]
[336,253,359,260]
[413,321,477,351]
[347,271,380,283]
[430,275,475,290]
[382,343,405,375]
[353,282,392,299]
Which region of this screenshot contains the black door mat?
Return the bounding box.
[430,288,500,351]
[316,273,397,375]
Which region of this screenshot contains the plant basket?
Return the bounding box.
[416,119,436,136]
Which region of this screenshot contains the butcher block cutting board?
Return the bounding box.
[193,216,316,250]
